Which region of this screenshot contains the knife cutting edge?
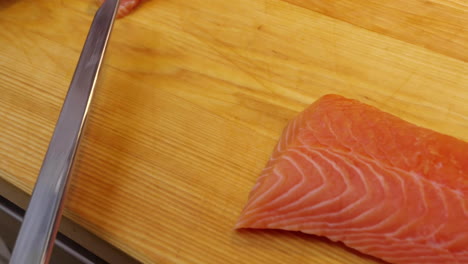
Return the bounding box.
[9,1,119,263]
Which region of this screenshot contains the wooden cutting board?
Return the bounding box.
[0,0,467,263]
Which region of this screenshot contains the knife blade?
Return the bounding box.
[9,1,119,263]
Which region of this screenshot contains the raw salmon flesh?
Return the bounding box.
[236,94,468,264]
[99,0,141,18]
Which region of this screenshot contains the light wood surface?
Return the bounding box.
[0,0,467,263]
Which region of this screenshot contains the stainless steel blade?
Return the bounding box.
[9,1,119,263]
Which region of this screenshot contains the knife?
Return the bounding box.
[9,1,119,263]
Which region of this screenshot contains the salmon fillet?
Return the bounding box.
[236,94,468,264]
[98,0,141,18]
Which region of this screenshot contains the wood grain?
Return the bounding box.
[282,0,468,62]
[0,0,467,263]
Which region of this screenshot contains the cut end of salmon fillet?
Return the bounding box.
[98,0,142,18]
[237,94,468,264]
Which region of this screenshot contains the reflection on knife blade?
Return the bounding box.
[9,1,119,263]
